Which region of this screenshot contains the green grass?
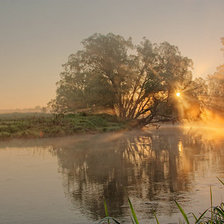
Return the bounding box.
[98,178,224,224]
[0,112,126,139]
[128,198,139,224]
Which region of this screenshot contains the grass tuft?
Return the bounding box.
[98,175,224,223]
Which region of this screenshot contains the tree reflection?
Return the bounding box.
[51,128,224,221]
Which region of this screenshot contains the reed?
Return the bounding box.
[98,177,224,224]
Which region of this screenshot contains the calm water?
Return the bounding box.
[0,126,224,224]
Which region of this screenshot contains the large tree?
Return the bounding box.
[50,33,200,125]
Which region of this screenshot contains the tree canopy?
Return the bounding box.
[49,33,205,125]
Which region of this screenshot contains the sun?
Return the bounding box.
[176,92,181,97]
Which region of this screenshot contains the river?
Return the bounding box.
[0,126,224,224]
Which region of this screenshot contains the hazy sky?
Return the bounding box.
[0,0,224,110]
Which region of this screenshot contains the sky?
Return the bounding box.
[0,0,224,110]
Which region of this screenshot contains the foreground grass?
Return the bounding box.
[99,178,224,224]
[0,112,126,139]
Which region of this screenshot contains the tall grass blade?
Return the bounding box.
[104,200,110,224]
[210,185,213,223]
[191,213,197,221]
[195,209,208,223]
[128,198,139,224]
[154,213,160,224]
[217,177,224,186]
[104,200,109,217]
[174,201,189,224]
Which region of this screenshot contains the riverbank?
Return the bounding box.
[0,112,126,140]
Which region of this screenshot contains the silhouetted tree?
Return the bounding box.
[50,33,202,125]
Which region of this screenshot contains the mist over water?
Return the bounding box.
[0,127,224,223]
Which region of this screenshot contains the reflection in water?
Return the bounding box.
[50,127,224,222]
[0,127,223,223]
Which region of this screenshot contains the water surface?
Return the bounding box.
[0,126,224,223]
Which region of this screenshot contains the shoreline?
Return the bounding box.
[0,112,185,141]
[0,112,126,141]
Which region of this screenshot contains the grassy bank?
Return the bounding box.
[0,112,126,140]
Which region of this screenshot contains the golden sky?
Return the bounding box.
[0,0,224,110]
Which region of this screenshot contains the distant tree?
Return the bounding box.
[50,33,200,125]
[207,38,224,111]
